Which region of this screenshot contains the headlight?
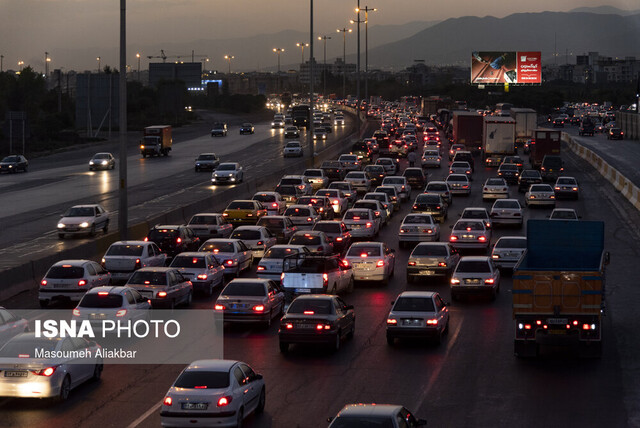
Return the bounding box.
[214,173,219,177]
[101,160,108,165]
[8,165,12,168]
[231,178,236,182]
[57,223,65,228]
[79,222,90,228]
[89,161,94,165]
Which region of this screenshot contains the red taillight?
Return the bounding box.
[78,280,87,287]
[135,258,141,269]
[217,396,232,407]
[304,310,315,315]
[450,235,458,241]
[366,222,372,228]
[317,246,324,252]
[157,291,167,298]
[32,367,57,377]
[214,304,225,311]
[116,309,127,317]
[426,319,438,325]
[335,237,343,241]
[438,262,447,267]
[450,278,460,284]
[257,241,263,246]
[478,236,487,242]
[408,261,416,266]
[41,280,47,286]
[524,324,532,330]
[176,237,182,244]
[323,273,328,287]
[307,217,313,222]
[98,291,109,296]
[222,213,229,217]
[225,260,234,265]
[387,318,397,325]
[272,203,278,208]
[285,323,293,329]
[257,266,265,271]
[144,237,149,241]
[484,278,494,284]
[197,274,208,280]
[253,305,265,312]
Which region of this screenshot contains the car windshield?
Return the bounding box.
[46,265,84,279]
[447,176,467,182]
[148,229,178,240]
[253,194,277,203]
[275,185,297,195]
[340,156,357,162]
[127,271,167,285]
[556,178,576,185]
[462,210,487,219]
[456,260,491,273]
[551,211,577,219]
[416,195,440,204]
[346,172,365,179]
[217,164,236,171]
[494,200,520,209]
[424,151,439,156]
[79,294,124,308]
[403,215,432,224]
[288,298,333,314]
[174,370,230,389]
[313,223,341,233]
[404,170,423,177]
[197,154,217,160]
[454,221,484,231]
[290,234,320,245]
[227,201,255,210]
[2,156,20,162]
[200,242,234,253]
[170,256,206,268]
[221,282,266,296]
[383,178,403,184]
[521,170,540,178]
[452,162,470,168]
[280,178,302,186]
[258,218,285,228]
[64,207,95,217]
[486,179,505,185]
[500,164,517,171]
[0,339,59,357]
[189,215,218,225]
[347,246,381,257]
[329,183,349,190]
[495,238,527,249]
[377,159,392,165]
[304,170,322,177]
[364,194,385,202]
[106,244,144,256]
[412,244,448,256]
[344,211,370,220]
[286,143,301,148]
[285,207,311,216]
[530,185,552,192]
[231,230,262,240]
[365,166,384,173]
[394,297,435,312]
[426,183,447,191]
[264,247,298,259]
[93,153,111,159]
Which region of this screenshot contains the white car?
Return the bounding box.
[252,192,287,216]
[39,260,111,308]
[353,199,389,227]
[187,213,234,239]
[344,241,396,284]
[211,162,244,185]
[329,404,427,427]
[491,236,527,269]
[386,291,449,345]
[344,171,372,193]
[74,286,151,327]
[450,256,501,301]
[101,240,167,283]
[230,226,278,259]
[284,205,321,229]
[375,186,400,211]
[445,174,471,195]
[160,360,265,428]
[125,267,193,309]
[549,208,580,221]
[525,184,556,207]
[283,141,304,157]
[421,149,442,168]
[482,178,510,201]
[57,204,109,238]
[449,161,473,180]
[0,333,103,400]
[490,199,523,227]
[449,219,491,251]
[381,176,411,202]
[554,176,580,199]
[343,208,380,238]
[375,157,398,175]
[460,207,492,229]
[398,213,440,247]
[215,279,286,326]
[316,188,349,214]
[199,239,253,277]
[423,181,452,205]
[0,307,28,347]
[339,154,361,171]
[363,192,393,219]
[313,128,328,140]
[303,168,329,190]
[169,252,225,295]
[328,181,357,205]
[279,175,313,196]
[257,245,311,281]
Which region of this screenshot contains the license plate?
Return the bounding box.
[548,330,566,335]
[90,314,106,320]
[295,288,311,293]
[547,318,568,325]
[230,304,248,309]
[462,235,474,239]
[465,279,480,284]
[401,319,422,326]
[298,323,316,329]
[4,371,27,377]
[181,402,208,410]
[54,283,71,288]
[419,270,435,275]
[66,228,79,232]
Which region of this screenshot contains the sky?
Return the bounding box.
[0,0,638,72]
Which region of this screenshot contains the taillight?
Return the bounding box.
[157,291,167,298]
[116,309,127,317]
[438,262,447,267]
[217,396,232,407]
[316,323,331,330]
[281,272,285,281]
[387,318,397,325]
[323,273,328,287]
[41,280,47,286]
[225,260,234,266]
[408,261,416,266]
[257,266,265,271]
[484,278,494,284]
[272,203,278,208]
[285,323,293,329]
[176,237,182,244]
[101,258,106,268]
[78,280,87,287]
[307,217,313,222]
[135,258,141,269]
[478,236,487,242]
[256,241,263,246]
[426,319,438,325]
[32,367,57,377]
[144,237,149,241]
[253,305,265,312]
[450,278,460,284]
[366,222,372,228]
[449,235,458,241]
[335,237,343,241]
[197,274,208,280]
[214,304,225,311]
[376,260,385,267]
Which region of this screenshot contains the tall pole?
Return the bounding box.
[118,0,128,240]
[224,55,234,74]
[296,43,308,64]
[97,56,101,73]
[44,52,49,77]
[318,36,331,98]
[352,3,364,135]
[0,55,3,72]
[359,6,376,102]
[309,0,315,166]
[136,53,141,82]
[337,28,351,100]
[273,48,284,93]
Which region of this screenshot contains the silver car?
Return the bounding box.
[102,240,167,284]
[57,204,109,238]
[187,213,233,239]
[549,208,580,221]
[406,242,459,283]
[39,260,111,307]
[211,162,244,184]
[525,184,556,207]
[490,199,523,227]
[284,205,321,229]
[283,141,304,157]
[353,199,389,227]
[491,236,527,270]
[303,169,329,190]
[231,226,278,259]
[399,214,440,248]
[257,245,311,281]
[343,208,379,238]
[198,239,253,277]
[421,149,442,168]
[344,242,396,284]
[194,153,220,172]
[126,267,193,309]
[449,161,473,180]
[423,181,452,205]
[344,171,372,193]
[215,279,285,326]
[554,176,580,199]
[89,152,115,170]
[169,252,225,295]
[449,219,491,251]
[445,174,471,196]
[386,291,449,345]
[381,176,411,202]
[450,256,501,300]
[460,207,492,229]
[482,178,510,201]
[74,286,151,328]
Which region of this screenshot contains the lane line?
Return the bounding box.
[126,401,162,428]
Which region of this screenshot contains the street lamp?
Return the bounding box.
[296,42,309,64]
[273,48,285,73]
[357,6,377,101]
[136,53,141,81]
[336,27,352,100]
[45,52,51,78]
[318,35,331,98]
[96,56,101,73]
[224,55,234,74]
[17,60,24,71]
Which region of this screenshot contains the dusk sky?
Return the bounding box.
[0,0,637,72]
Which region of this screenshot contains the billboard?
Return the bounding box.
[471,51,541,85]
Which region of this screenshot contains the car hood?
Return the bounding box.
[60,216,96,224]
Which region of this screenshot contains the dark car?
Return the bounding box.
[239,123,255,134]
[145,225,200,258]
[0,155,28,173]
[363,165,386,187]
[497,163,520,184]
[540,155,564,181]
[403,167,427,189]
[278,294,355,352]
[312,221,352,256]
[412,194,447,223]
[274,184,303,206]
[607,128,624,140]
[579,119,595,136]
[297,196,335,220]
[321,160,347,182]
[451,151,475,171]
[350,142,372,163]
[518,169,543,192]
[211,122,228,137]
[552,118,564,128]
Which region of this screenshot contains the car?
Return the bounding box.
[275,184,304,206]
[552,117,564,127]
[320,160,347,182]
[279,175,313,196]
[199,238,253,277]
[334,115,345,125]
[482,177,509,201]
[169,252,225,295]
[398,214,440,248]
[363,192,393,219]
[256,215,298,244]
[0,333,102,400]
[39,260,111,307]
[353,199,389,227]
[312,221,352,255]
[313,189,346,215]
[328,181,358,205]
[252,191,287,215]
[211,162,244,184]
[350,141,373,163]
[403,167,427,189]
[256,245,311,281]
[448,143,466,160]
[0,155,28,173]
[607,127,624,140]
[284,204,321,229]
[375,157,398,175]
[549,208,580,221]
[525,184,556,207]
[449,219,491,251]
[230,225,277,259]
[540,155,564,181]
[313,128,328,140]
[518,169,543,192]
[194,153,220,172]
[344,171,372,194]
[328,403,427,428]
[272,118,285,128]
[503,155,524,171]
[386,291,449,345]
[450,256,501,300]
[187,213,233,239]
[381,176,411,202]
[497,163,520,184]
[160,360,265,428]
[0,307,28,346]
[421,149,442,168]
[284,126,300,138]
[344,241,396,284]
[57,204,109,238]
[288,230,334,255]
[74,286,151,327]
[303,168,329,190]
[297,195,335,220]
[278,294,355,352]
[145,224,201,258]
[222,200,268,226]
[215,279,285,326]
[423,181,452,206]
[445,174,471,196]
[460,207,492,229]
[89,152,115,170]
[389,139,409,157]
[449,161,473,180]
[239,122,254,134]
[411,193,447,223]
[342,208,380,239]
[125,267,193,308]
[406,242,460,283]
[490,199,523,227]
[339,154,361,171]
[375,186,400,211]
[363,137,379,153]
[283,141,304,157]
[491,236,527,270]
[452,151,475,171]
[211,122,228,136]
[101,240,167,283]
[554,176,580,199]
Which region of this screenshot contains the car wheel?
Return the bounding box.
[207,282,214,296]
[103,220,109,234]
[185,291,193,307]
[347,277,354,293]
[386,334,395,346]
[263,310,273,329]
[256,387,266,413]
[347,321,355,339]
[236,407,244,428]
[58,375,71,401]
[333,331,341,351]
[92,363,103,380]
[195,166,199,172]
[89,225,96,237]
[39,300,49,308]
[89,167,94,171]
[279,341,289,353]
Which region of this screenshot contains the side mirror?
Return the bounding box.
[255,373,263,380]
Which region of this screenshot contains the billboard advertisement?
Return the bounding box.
[471,51,541,85]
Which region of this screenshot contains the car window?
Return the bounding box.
[233,366,247,386]
[124,290,136,305]
[85,264,97,276]
[131,289,147,303]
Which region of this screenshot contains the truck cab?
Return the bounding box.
[140,125,172,157]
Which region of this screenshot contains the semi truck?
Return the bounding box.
[510,108,537,148]
[452,111,483,152]
[291,105,311,129]
[482,116,515,167]
[512,220,608,358]
[140,125,172,157]
[529,129,561,169]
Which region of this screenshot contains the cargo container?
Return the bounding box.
[529,129,561,169]
[482,116,515,167]
[510,108,537,148]
[452,111,483,152]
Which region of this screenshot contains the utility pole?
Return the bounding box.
[44,52,50,78]
[318,36,331,98]
[273,48,284,93]
[358,6,377,101]
[136,53,141,81]
[309,0,315,166]
[118,0,128,240]
[351,2,364,135]
[0,55,3,72]
[337,27,352,100]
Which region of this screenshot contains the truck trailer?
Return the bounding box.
[482,116,515,167]
[140,125,172,157]
[512,220,608,358]
[529,129,561,169]
[452,111,483,152]
[510,108,537,149]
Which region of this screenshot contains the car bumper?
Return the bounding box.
[347,227,376,238]
[398,234,438,242]
[483,192,509,199]
[491,216,522,225]
[407,266,449,278]
[57,227,92,235]
[450,241,489,250]
[39,289,86,302]
[554,190,579,199]
[221,311,272,323]
[279,330,338,345]
[449,188,471,195]
[211,178,238,184]
[387,326,440,338]
[352,269,385,281]
[161,411,237,428]
[257,272,282,282]
[526,199,555,206]
[0,378,60,398]
[451,285,495,294]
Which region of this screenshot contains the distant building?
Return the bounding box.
[547,52,640,84]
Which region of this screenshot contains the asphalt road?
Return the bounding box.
[1,126,638,427]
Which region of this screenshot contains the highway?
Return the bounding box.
[1,120,639,427]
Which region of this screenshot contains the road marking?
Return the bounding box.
[126,401,162,428]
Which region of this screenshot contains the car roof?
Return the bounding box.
[496,236,527,241]
[70,204,101,208]
[194,212,223,217]
[136,267,174,272]
[459,256,491,262]
[337,404,404,417]
[86,286,135,295]
[349,241,382,247]
[110,240,149,246]
[185,359,241,372]
[52,260,92,267]
[398,291,436,299]
[202,238,242,244]
[233,225,265,231]
[173,252,210,257]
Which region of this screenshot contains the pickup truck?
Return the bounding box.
[281,255,354,300]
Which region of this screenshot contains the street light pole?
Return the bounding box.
[309,0,315,166]
[336,28,352,100]
[351,3,364,135]
[224,55,234,74]
[118,0,128,240]
[296,42,309,64]
[136,53,141,81]
[44,52,50,77]
[358,6,377,101]
[318,36,331,98]
[97,56,101,73]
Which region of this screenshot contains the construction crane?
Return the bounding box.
[147,50,168,62]
[146,50,209,63]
